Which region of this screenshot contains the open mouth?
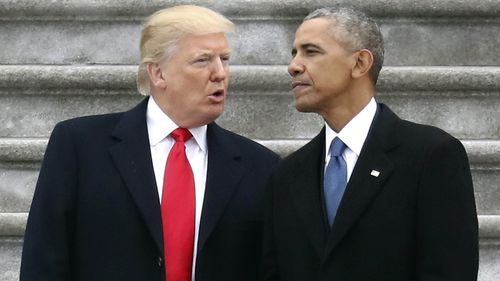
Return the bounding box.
[211,89,225,97]
[208,89,225,102]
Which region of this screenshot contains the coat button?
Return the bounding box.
[157,256,163,267]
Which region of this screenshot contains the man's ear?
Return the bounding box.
[352,49,374,79]
[146,62,167,89]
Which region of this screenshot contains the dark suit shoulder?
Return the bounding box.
[211,124,280,163]
[397,119,462,151]
[272,130,324,178]
[55,112,124,134]
[48,112,128,153]
[401,118,455,139]
[376,104,463,155]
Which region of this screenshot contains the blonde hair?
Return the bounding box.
[137,5,234,95]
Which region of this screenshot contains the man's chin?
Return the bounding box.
[178,109,223,128]
[200,109,224,126]
[294,101,315,113]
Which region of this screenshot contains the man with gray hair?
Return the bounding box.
[20,5,279,281]
[262,7,478,281]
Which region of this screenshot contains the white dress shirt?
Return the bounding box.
[146,97,207,280]
[325,97,377,182]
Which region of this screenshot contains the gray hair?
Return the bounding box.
[304,7,384,83]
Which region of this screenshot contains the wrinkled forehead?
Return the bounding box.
[178,32,230,50]
[296,18,332,36]
[300,18,339,37]
[166,32,231,61]
[294,17,353,51]
[293,18,337,48]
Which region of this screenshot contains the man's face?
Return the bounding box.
[288,18,357,114]
[154,32,231,127]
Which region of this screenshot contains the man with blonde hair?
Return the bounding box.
[21,5,279,281]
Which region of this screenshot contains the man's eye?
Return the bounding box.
[306,49,319,55]
[193,57,210,64]
[221,56,230,64]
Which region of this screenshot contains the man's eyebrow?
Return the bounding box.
[300,43,322,50]
[292,43,323,55]
[191,49,231,58]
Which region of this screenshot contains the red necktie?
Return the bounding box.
[161,128,195,281]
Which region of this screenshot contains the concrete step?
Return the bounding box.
[1,65,499,140]
[0,138,498,214]
[2,0,500,19]
[0,238,22,281]
[1,0,500,66]
[1,138,498,167]
[1,18,499,66]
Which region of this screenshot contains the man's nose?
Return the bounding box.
[211,58,228,81]
[288,57,304,77]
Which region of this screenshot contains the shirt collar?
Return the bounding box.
[325,97,377,156]
[146,96,207,152]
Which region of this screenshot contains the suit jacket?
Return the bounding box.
[262,103,478,281]
[20,97,280,281]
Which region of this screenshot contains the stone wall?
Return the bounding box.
[0,0,498,280]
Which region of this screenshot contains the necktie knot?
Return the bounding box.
[171,128,192,143]
[329,137,346,157]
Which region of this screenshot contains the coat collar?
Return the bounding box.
[287,103,402,261]
[323,103,400,261]
[197,123,244,253]
[108,97,247,256]
[108,97,164,253]
[288,127,329,258]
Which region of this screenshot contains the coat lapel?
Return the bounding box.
[108,97,164,253]
[197,123,245,252]
[288,129,328,259]
[323,104,400,259]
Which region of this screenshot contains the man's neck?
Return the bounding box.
[322,92,374,132]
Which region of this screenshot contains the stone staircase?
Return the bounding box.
[0,0,499,280]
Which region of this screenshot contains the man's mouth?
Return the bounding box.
[208,89,225,102]
[292,81,312,92]
[292,81,311,89]
[211,89,225,97]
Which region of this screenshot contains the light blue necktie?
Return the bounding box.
[324,137,348,226]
